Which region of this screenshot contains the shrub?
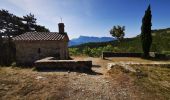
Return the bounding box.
[128,47,136,52]
[162,51,170,55]
[83,47,92,56]
[113,47,120,52]
[103,45,114,52]
[69,48,80,56]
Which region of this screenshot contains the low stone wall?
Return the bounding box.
[102,52,166,59]
[35,57,92,71]
[102,52,142,59]
[108,62,170,69]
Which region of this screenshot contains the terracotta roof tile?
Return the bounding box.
[13,32,69,41]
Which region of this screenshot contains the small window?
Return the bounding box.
[38,48,41,54]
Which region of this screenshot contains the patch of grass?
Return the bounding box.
[108,65,170,99]
[132,66,170,99]
[108,65,124,76]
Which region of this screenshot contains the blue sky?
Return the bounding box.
[1,0,170,39]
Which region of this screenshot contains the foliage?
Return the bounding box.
[82,47,94,56]
[0,9,49,37]
[0,9,24,36]
[69,45,121,57]
[23,13,36,25]
[34,25,50,32]
[162,51,170,55]
[69,48,81,56]
[110,25,125,41]
[141,5,152,57]
[70,28,170,57]
[23,13,37,32]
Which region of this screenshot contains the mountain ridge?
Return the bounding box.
[69,35,115,46]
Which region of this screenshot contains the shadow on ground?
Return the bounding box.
[104,57,170,62]
[103,58,113,61]
[36,67,103,75]
[92,65,101,68]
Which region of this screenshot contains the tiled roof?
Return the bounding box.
[13,32,69,41]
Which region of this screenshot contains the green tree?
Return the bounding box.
[0,9,24,36]
[23,13,49,32]
[0,9,18,65]
[141,5,152,57]
[23,13,36,25]
[34,25,49,32]
[0,9,49,36]
[110,25,125,42]
[23,13,37,32]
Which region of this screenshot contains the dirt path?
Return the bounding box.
[0,57,147,100]
[67,57,141,100]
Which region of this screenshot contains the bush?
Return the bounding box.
[69,45,120,57]
[162,51,170,55]
[83,47,92,56]
[69,45,140,57]
[103,45,114,52]
[69,48,80,56]
[128,47,136,52]
[113,47,120,52]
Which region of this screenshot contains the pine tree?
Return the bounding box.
[141,5,152,57]
[0,9,49,36]
[34,25,49,32]
[0,9,24,36]
[23,13,37,32]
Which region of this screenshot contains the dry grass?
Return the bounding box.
[0,57,170,100]
[132,66,170,100]
[0,67,69,100]
[108,64,170,100]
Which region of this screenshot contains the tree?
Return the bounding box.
[110,25,125,42]
[0,9,24,36]
[23,13,50,32]
[0,9,50,36]
[23,13,37,32]
[141,5,152,57]
[35,25,49,32]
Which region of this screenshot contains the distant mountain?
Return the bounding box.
[70,28,170,54]
[69,36,115,46]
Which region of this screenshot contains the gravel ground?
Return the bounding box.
[0,57,156,100]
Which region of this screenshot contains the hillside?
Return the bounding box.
[70,28,170,56]
[69,36,114,46]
